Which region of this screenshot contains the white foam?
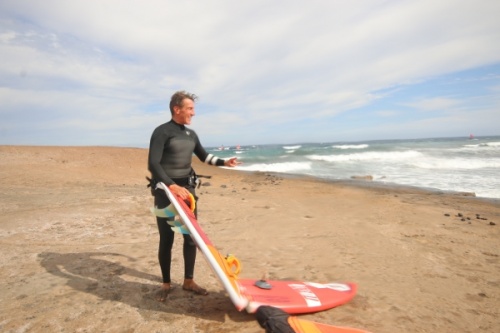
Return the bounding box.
[462,141,500,150]
[283,145,302,150]
[411,156,500,170]
[236,161,312,173]
[332,144,369,150]
[307,150,422,163]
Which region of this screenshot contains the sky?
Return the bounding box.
[1,0,499,148]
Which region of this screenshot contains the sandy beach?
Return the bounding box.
[0,145,499,333]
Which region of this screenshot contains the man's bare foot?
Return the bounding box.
[156,283,172,302]
[182,279,208,296]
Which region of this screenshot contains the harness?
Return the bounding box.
[147,169,212,193]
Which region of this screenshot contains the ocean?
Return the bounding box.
[208,136,500,199]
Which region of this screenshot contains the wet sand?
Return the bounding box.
[0,145,499,332]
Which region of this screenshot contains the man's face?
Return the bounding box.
[173,98,195,125]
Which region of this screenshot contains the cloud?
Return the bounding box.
[376,110,399,117]
[0,0,499,146]
[405,97,462,112]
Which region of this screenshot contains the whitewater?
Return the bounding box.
[210,136,500,199]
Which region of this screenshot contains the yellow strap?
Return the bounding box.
[224,254,242,276]
[187,193,196,212]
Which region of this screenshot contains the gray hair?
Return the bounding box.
[169,91,198,114]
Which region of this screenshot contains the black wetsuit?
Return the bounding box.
[148,120,224,283]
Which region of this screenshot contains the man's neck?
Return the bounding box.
[171,119,185,128]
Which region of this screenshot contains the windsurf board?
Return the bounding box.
[154,182,357,314]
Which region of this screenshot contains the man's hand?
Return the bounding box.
[224,157,242,167]
[168,184,191,200]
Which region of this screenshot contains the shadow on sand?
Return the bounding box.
[38,251,253,324]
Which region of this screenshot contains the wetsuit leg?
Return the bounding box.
[154,186,199,282]
[154,189,175,284]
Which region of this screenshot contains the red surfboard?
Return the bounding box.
[240,280,357,314]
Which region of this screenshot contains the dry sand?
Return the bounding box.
[0,145,499,333]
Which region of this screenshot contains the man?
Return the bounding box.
[148,91,240,301]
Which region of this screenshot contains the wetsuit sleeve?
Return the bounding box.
[193,133,225,167]
[148,126,175,186]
